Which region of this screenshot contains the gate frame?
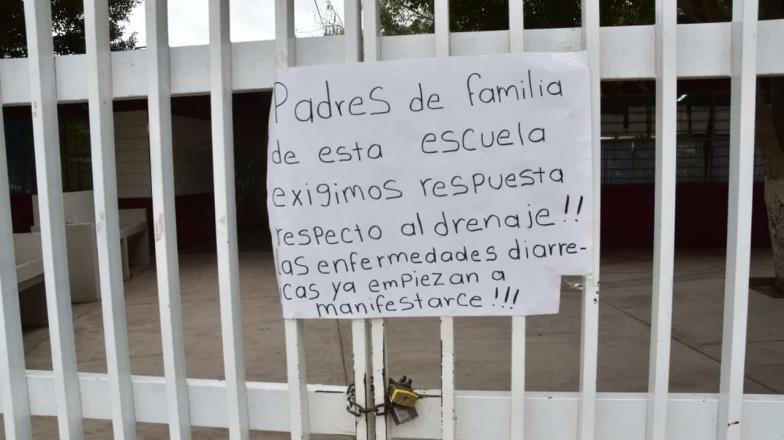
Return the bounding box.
[0,0,782,439]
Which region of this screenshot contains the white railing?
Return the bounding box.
[0,0,782,439]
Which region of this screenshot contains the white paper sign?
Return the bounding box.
[267,51,593,319]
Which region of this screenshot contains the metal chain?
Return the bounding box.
[345,383,388,417]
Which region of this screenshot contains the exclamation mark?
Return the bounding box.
[565,195,584,222]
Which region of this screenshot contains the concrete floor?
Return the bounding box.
[2,246,782,439]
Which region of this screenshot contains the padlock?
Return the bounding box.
[389,378,420,407]
[388,377,420,425]
[389,403,418,425]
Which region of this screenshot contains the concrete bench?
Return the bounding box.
[30,191,151,303]
[29,223,101,304]
[14,232,44,292]
[119,208,150,281]
[14,232,46,326]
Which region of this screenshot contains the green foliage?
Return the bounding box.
[0,0,141,58]
[377,0,741,36]
[379,0,437,35]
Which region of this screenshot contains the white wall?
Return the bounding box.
[114,110,213,198]
[115,110,151,198]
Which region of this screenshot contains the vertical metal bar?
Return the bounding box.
[145,0,192,438]
[360,2,387,438]
[0,84,32,440]
[370,319,387,440]
[508,2,525,439]
[275,0,296,69]
[433,2,455,439]
[208,0,250,438]
[363,0,381,64]
[434,0,450,58]
[439,317,455,440]
[351,320,371,440]
[579,0,600,438]
[343,3,374,438]
[275,1,310,439]
[717,0,758,438]
[510,317,525,440]
[344,0,362,63]
[508,0,524,52]
[646,0,677,438]
[22,0,84,438]
[285,319,310,439]
[83,0,136,438]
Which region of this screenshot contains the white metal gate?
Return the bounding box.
[0,0,783,439]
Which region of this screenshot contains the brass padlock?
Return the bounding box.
[390,384,419,407]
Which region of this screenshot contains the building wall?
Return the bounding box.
[115,110,214,198]
[4,107,217,249]
[114,110,215,249]
[602,182,770,249]
[2,89,774,250]
[115,110,152,198]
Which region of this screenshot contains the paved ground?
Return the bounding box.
[3,245,782,439]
